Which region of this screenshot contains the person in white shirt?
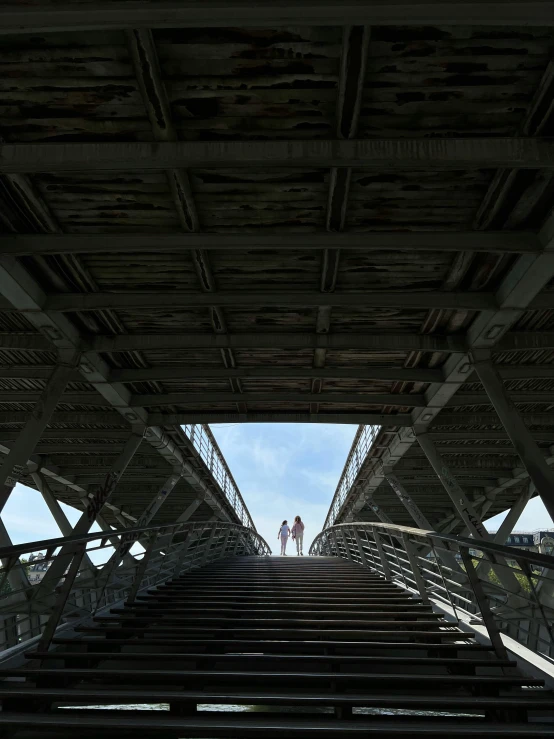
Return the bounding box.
[291,516,305,556]
[278,520,290,555]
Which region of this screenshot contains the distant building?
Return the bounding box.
[27,552,52,585]
[494,529,554,556]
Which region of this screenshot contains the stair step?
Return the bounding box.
[120,607,435,616]
[94,616,446,627]
[25,651,514,668]
[1,713,554,736]
[1,686,551,710]
[75,626,474,640]
[52,637,488,652]
[1,668,542,687]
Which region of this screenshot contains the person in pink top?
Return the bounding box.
[291,516,305,556]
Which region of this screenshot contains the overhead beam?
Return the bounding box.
[427,431,554,442]
[0,411,125,427]
[2,330,554,356]
[90,331,467,354]
[42,291,499,312]
[445,392,554,407]
[148,412,413,426]
[0,430,134,441]
[0,391,108,405]
[0,232,541,257]
[0,362,549,384]
[109,366,444,384]
[2,140,554,174]
[431,413,554,427]
[0,390,427,408]
[1,2,554,32]
[129,391,427,408]
[0,409,412,427]
[404,444,521,454]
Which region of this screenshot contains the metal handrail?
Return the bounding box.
[311,521,554,659]
[324,424,380,528]
[183,424,255,530]
[0,521,270,654]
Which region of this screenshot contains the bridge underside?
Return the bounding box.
[0,5,554,534]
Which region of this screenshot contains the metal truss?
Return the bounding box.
[0,522,270,653]
[312,521,554,660]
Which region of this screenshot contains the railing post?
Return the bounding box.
[460,546,510,662]
[402,534,430,603]
[373,530,392,580]
[200,525,218,566]
[353,528,369,567]
[340,528,354,562]
[126,534,158,605]
[36,543,86,652]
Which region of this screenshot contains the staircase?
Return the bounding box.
[1,556,553,736]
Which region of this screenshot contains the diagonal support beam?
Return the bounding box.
[31,471,96,574]
[470,350,554,524]
[415,431,490,540]
[0,350,80,513]
[31,431,144,606]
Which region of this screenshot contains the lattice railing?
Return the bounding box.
[182,424,254,529]
[324,425,380,528]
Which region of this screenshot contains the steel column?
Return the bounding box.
[471,351,554,523]
[0,352,79,512]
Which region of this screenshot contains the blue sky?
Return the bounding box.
[210,423,358,552]
[2,424,552,554]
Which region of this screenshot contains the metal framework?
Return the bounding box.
[0,521,269,652]
[312,522,554,659]
[1,4,554,676]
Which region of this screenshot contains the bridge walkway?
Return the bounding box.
[0,556,553,737]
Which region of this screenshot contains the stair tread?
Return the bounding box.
[0,668,541,684]
[52,637,490,650]
[1,713,554,736]
[1,686,551,707]
[25,651,514,667]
